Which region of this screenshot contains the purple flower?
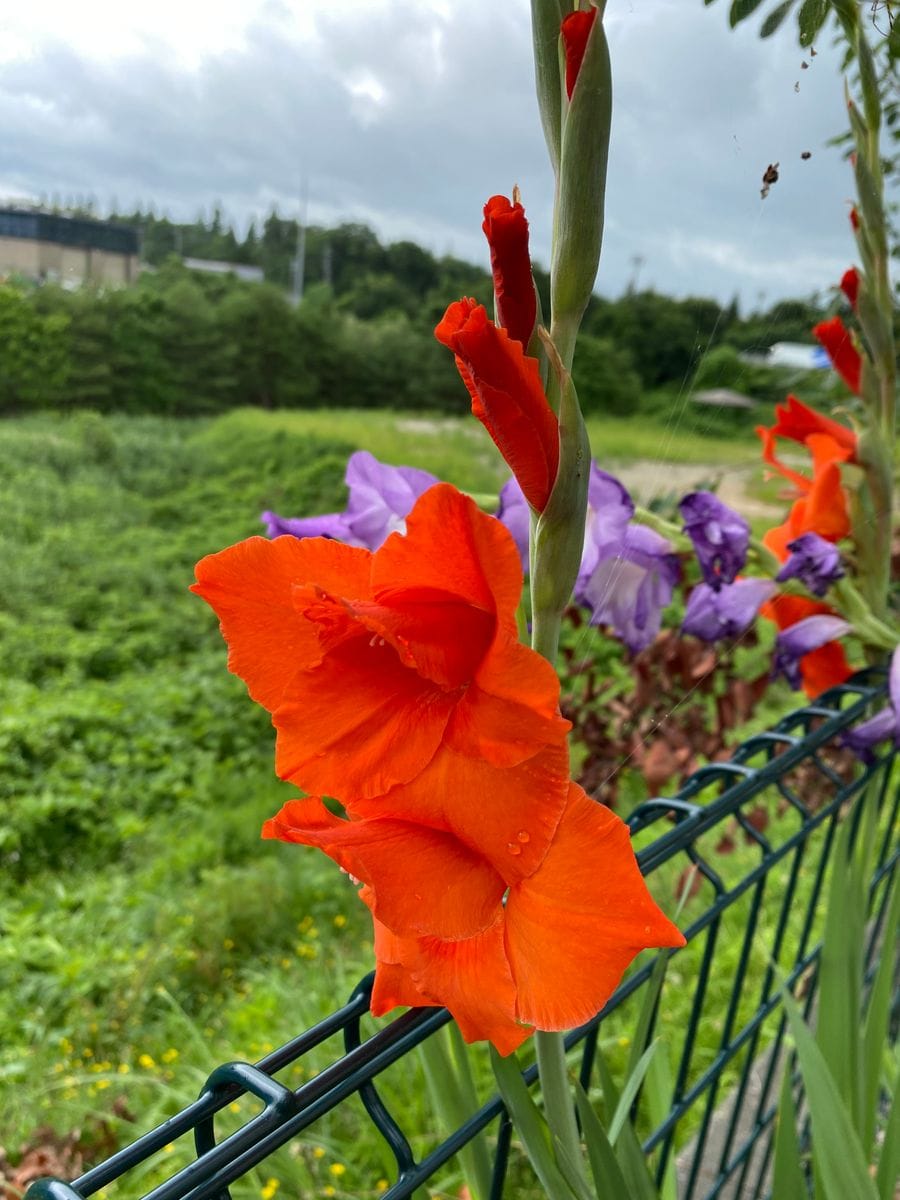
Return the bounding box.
[262,451,439,551]
[682,578,776,642]
[577,522,681,655]
[772,614,852,690]
[578,464,635,587]
[775,532,844,597]
[843,646,900,756]
[261,510,351,541]
[496,477,530,572]
[679,491,750,591]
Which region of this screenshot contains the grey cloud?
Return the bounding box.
[0,1,859,305]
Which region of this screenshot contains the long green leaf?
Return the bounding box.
[862,871,900,1152]
[797,0,829,46]
[625,951,670,1084]
[574,1082,633,1197]
[817,812,864,1133]
[609,1041,660,1146]
[729,0,767,26]
[875,1068,900,1200]
[781,990,879,1200]
[420,1029,493,1200]
[760,0,796,36]
[595,1051,659,1200]
[643,1043,677,1200]
[490,1046,579,1200]
[771,1065,807,1200]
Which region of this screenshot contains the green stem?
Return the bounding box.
[420,1028,494,1200]
[535,1030,590,1194]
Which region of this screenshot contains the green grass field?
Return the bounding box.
[1,406,805,1199]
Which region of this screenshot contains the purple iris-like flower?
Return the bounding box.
[577,522,681,655]
[496,477,530,572]
[682,578,776,642]
[772,614,851,690]
[262,451,439,551]
[578,464,635,587]
[679,490,749,591]
[775,532,844,598]
[843,646,900,757]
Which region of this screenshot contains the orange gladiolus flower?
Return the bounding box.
[264,780,685,1054]
[561,7,598,100]
[482,194,537,350]
[760,594,852,698]
[193,484,569,801]
[813,315,862,396]
[757,397,856,561]
[435,299,559,512]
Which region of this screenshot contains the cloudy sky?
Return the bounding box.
[0,0,861,307]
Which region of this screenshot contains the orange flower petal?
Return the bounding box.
[759,594,852,698]
[372,484,522,634]
[350,741,570,885]
[756,423,811,494]
[370,915,437,1013]
[505,784,685,1032]
[408,917,533,1055]
[799,458,851,542]
[273,638,456,798]
[263,798,505,940]
[799,640,852,697]
[191,536,371,712]
[434,301,559,513]
[444,653,570,768]
[769,395,857,459]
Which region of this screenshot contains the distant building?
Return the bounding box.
[183,257,264,284]
[767,342,831,370]
[0,207,139,286]
[691,388,756,410]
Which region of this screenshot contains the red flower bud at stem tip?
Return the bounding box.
[561,7,598,100]
[849,206,860,232]
[435,299,559,512]
[813,315,862,396]
[840,267,860,311]
[482,194,537,349]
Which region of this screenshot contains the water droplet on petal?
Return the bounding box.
[506,843,522,856]
[516,830,530,843]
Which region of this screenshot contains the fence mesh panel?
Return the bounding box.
[25,667,898,1200]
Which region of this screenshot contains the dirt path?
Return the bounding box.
[611,460,782,519]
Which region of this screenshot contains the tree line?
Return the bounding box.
[0,206,842,418]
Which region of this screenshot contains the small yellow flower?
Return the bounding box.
[138,1054,156,1069]
[333,914,347,929]
[329,1164,346,1178]
[313,1147,325,1159]
[229,1102,241,1114]
[96,1079,110,1091]
[260,1176,279,1200]
[376,1181,389,1194]
[117,1063,130,1075]
[164,1144,175,1154]
[322,1189,335,1198]
[617,1036,630,1049]
[162,1048,179,1064]
[223,938,235,951]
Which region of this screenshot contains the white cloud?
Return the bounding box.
[0,0,868,304]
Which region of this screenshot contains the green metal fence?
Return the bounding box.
[26,667,898,1200]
